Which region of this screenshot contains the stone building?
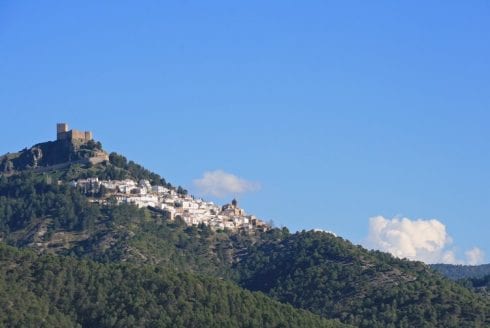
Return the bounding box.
[56,123,93,143]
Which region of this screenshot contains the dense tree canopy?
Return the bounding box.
[0,244,344,328]
[0,159,488,327]
[235,231,490,327]
[0,172,99,235]
[431,263,490,280]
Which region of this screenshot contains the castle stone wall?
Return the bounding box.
[56,123,93,143]
[70,130,87,141]
[85,131,93,140]
[57,123,68,134]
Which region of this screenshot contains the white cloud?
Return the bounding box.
[465,247,485,266]
[313,229,337,237]
[366,216,485,265]
[193,170,260,198]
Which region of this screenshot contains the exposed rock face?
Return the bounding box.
[0,138,109,174]
[1,158,14,173]
[89,152,109,165]
[30,147,43,168]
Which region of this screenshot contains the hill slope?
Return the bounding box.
[431,263,490,280]
[0,139,107,174]
[0,243,345,328]
[1,140,489,327]
[235,231,490,327]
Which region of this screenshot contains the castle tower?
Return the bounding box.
[85,131,93,141]
[57,123,68,140]
[56,123,93,143]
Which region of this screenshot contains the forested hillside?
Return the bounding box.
[0,244,345,328]
[235,231,490,327]
[0,146,489,327]
[431,263,490,280]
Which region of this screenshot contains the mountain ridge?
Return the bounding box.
[431,263,490,280]
[0,128,489,327]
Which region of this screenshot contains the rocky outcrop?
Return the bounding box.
[0,157,14,173]
[0,138,109,174]
[30,147,43,168]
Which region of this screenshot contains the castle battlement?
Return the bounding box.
[56,123,93,142]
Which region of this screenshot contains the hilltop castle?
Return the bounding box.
[56,123,93,143]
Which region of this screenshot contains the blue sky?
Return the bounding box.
[1,1,489,264]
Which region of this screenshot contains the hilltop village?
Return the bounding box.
[1,123,269,232]
[71,177,268,232]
